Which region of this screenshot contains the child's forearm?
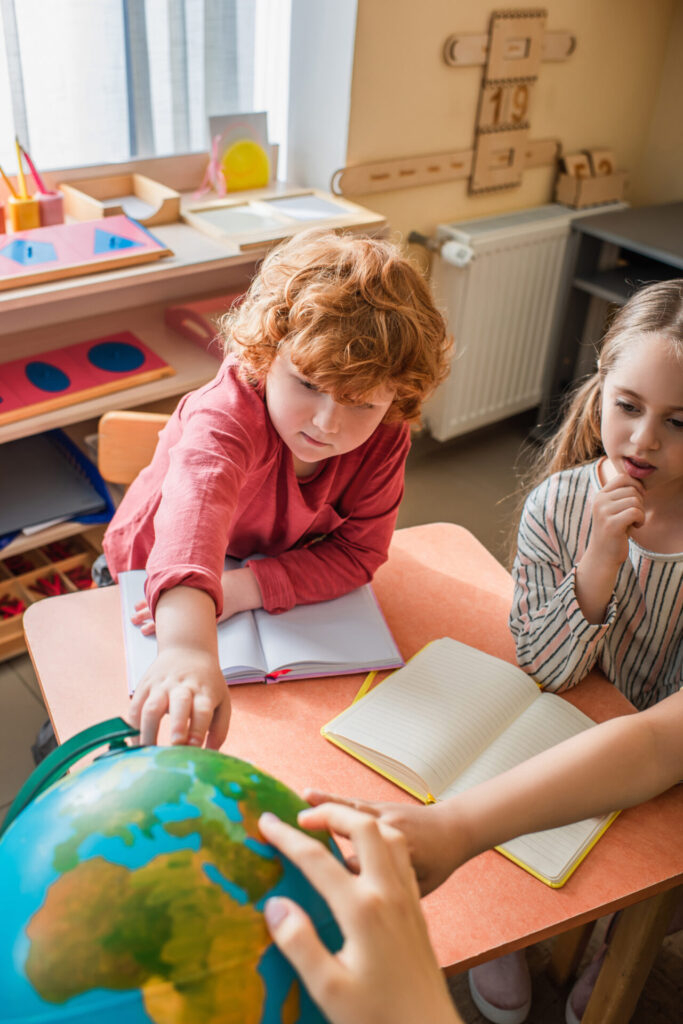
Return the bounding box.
[574,547,620,624]
[155,585,220,654]
[219,566,263,621]
[437,693,683,867]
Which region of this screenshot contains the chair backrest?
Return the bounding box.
[97,410,169,485]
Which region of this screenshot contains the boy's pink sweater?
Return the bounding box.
[103,358,410,618]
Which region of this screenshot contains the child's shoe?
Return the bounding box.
[468,950,532,1023]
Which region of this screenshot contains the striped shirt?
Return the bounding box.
[510,460,683,710]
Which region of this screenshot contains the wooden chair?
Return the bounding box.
[97,410,169,485]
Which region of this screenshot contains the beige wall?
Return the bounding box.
[346,0,680,254]
[630,0,683,204]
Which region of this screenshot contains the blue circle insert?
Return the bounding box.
[25,361,71,393]
[88,340,145,373]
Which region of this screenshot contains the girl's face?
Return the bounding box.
[265,349,395,477]
[601,333,683,497]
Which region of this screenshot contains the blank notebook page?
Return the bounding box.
[327,638,539,796]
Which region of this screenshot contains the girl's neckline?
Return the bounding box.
[592,458,683,560]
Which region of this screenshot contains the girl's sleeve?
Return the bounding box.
[247,426,410,612]
[509,481,617,692]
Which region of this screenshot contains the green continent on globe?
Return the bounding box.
[23,748,328,1023]
[26,851,275,1023]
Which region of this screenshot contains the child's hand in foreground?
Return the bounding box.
[259,804,459,1024]
[302,790,460,896]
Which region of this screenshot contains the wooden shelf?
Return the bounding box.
[1,299,224,444]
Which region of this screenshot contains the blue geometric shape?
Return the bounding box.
[87,340,145,373]
[24,361,71,393]
[93,228,142,254]
[0,239,57,266]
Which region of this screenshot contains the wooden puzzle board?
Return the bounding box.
[0,331,175,427]
[0,215,171,291]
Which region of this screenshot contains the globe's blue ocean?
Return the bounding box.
[0,745,342,1023]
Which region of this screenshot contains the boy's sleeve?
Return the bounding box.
[509,481,617,692]
[247,426,411,612]
[144,406,255,618]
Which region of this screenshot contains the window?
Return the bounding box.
[0,0,290,175]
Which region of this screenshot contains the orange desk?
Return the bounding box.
[24,524,683,1023]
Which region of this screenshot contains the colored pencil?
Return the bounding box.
[19,142,47,195]
[0,163,18,199]
[14,136,29,197]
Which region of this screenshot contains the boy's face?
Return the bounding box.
[265,350,395,477]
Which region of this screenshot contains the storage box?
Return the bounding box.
[554,171,627,209]
[59,173,181,226]
[0,536,98,661]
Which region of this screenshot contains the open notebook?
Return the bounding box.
[322,637,619,887]
[119,560,403,694]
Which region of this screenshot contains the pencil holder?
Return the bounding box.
[36,189,64,226]
[7,195,40,231]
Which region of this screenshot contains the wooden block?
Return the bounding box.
[561,153,592,178]
[478,81,534,130]
[585,149,616,176]
[470,128,528,193]
[486,11,546,82]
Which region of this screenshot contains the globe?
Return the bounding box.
[0,743,343,1024]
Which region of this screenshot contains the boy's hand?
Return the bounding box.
[301,790,460,896]
[587,472,645,568]
[129,645,230,748]
[259,806,459,1024]
[128,585,230,748]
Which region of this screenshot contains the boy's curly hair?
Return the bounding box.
[220,229,451,423]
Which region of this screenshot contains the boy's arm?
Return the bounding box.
[302,689,683,896]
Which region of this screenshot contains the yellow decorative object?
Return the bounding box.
[221,139,270,192]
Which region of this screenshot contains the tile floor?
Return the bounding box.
[1,411,680,1022]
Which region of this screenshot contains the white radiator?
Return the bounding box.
[423,205,583,442]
